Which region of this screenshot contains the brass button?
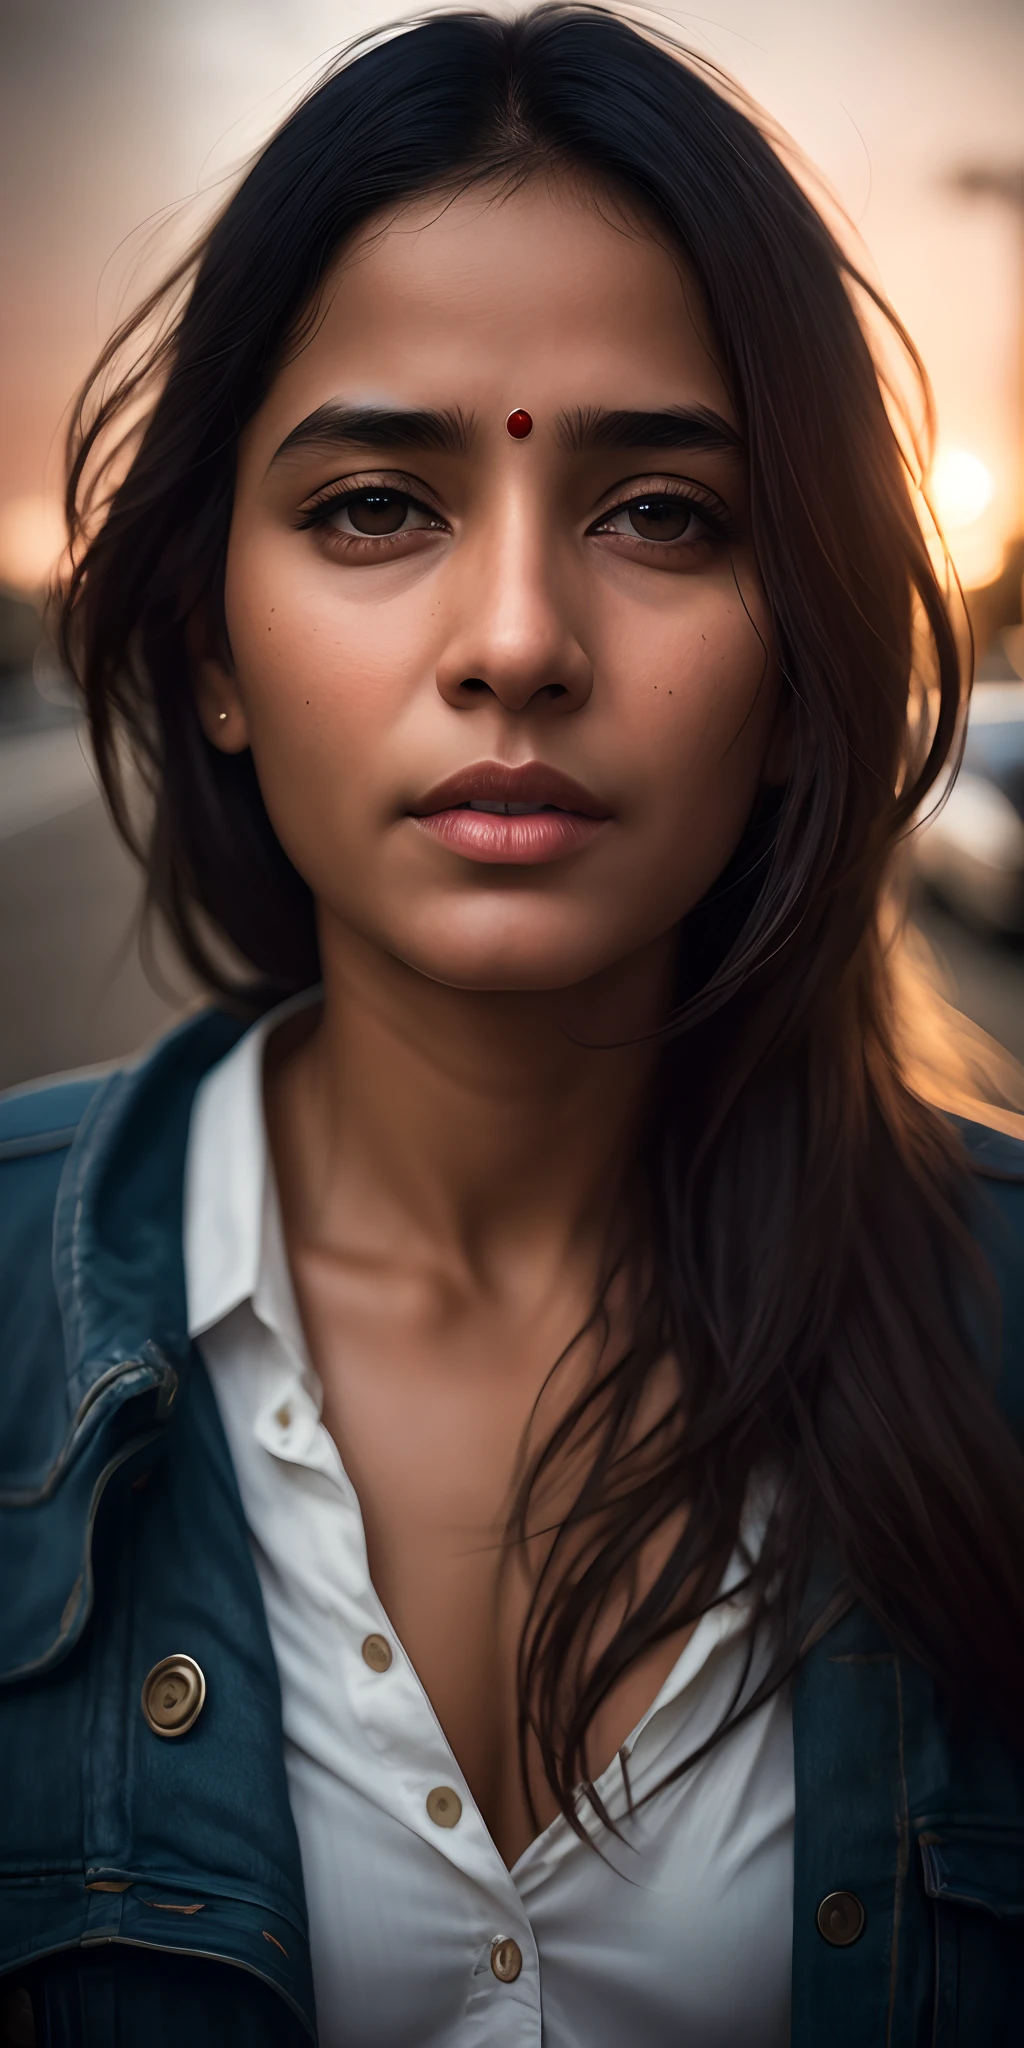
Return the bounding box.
[490,1936,523,1983]
[426,1785,462,1828]
[141,1654,206,1738]
[816,1891,866,1946]
[361,1633,393,1673]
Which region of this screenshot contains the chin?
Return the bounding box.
[394,912,613,994]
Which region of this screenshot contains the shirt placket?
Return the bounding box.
[254,1368,543,2043]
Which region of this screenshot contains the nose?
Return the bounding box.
[434,507,593,716]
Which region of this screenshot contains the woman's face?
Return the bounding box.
[209,177,784,992]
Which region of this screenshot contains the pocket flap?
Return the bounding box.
[918,1822,1024,1919]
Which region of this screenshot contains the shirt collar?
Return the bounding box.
[183,990,319,1343]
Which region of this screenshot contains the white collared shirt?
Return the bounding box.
[184,1005,794,2048]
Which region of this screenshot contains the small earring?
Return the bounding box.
[218,710,228,722]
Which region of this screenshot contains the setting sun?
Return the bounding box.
[931,448,997,532]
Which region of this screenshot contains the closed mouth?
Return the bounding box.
[458,799,565,815]
[410,761,611,820]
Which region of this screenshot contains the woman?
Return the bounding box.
[1,7,1022,2043]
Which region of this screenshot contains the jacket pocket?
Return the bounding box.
[918,1820,1024,2048]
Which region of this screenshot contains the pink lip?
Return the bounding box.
[409,760,611,866]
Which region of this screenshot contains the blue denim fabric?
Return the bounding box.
[0,1009,1022,2044]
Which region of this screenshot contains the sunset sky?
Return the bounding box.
[1,0,1022,589]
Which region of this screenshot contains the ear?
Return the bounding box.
[194,652,251,755]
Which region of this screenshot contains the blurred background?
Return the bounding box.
[1,0,1023,1089]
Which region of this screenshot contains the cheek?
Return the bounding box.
[227,543,364,726]
[222,538,414,821]
[607,580,776,858]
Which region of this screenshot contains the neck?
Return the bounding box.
[266,918,674,1289]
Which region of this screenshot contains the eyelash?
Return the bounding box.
[589,481,733,546]
[295,475,733,551]
[295,477,445,543]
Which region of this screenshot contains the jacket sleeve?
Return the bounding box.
[957,1116,1024,1446]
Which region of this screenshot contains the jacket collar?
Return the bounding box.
[55,1007,248,1411]
[0,1008,248,1680]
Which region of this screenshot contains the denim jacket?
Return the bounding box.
[1,1008,1022,2045]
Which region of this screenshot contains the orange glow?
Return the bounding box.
[932,450,997,532]
[0,495,66,595]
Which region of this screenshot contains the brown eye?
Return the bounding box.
[345,490,410,535]
[626,496,697,541]
[591,488,729,552]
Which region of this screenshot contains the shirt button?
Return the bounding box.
[141,1655,206,1737]
[425,1786,462,1828]
[361,1633,393,1673]
[275,1404,291,1430]
[490,1937,523,1983]
[816,1891,866,1946]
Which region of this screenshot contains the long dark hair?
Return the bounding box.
[60,4,1024,1829]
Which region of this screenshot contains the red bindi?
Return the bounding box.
[505,408,533,439]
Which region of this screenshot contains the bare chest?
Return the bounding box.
[300,1278,690,1865]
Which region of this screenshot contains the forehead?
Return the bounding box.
[252,177,733,445]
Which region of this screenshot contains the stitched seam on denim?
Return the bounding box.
[829,1651,909,2042]
[887,1655,908,2048]
[0,1380,159,1506]
[77,1936,316,2039]
[0,1127,79,1162]
[53,1068,121,1381]
[0,1431,161,1681]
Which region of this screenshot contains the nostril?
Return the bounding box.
[459,677,489,694]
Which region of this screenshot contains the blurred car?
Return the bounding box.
[913,681,1024,934]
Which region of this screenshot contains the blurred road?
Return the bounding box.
[0,724,1022,1091]
[0,725,189,1089]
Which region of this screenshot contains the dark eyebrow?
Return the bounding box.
[556,405,743,457]
[270,403,473,464]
